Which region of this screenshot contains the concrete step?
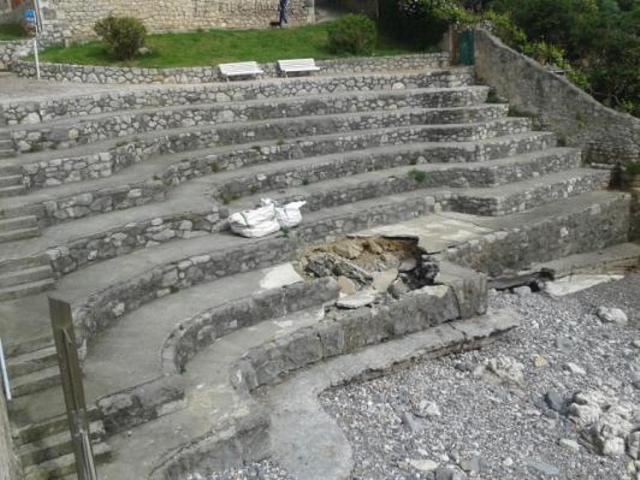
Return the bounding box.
[0,163,21,176]
[0,119,534,229]
[17,110,538,193]
[0,148,15,159]
[0,253,48,276]
[0,174,22,187]
[18,420,106,467]
[12,103,510,169]
[24,441,111,479]
[14,86,490,153]
[0,277,55,302]
[211,146,582,202]
[2,66,464,123]
[0,184,25,197]
[232,164,608,218]
[7,345,57,377]
[4,336,54,360]
[11,365,61,398]
[12,407,101,447]
[0,214,38,233]
[0,264,53,289]
[0,226,41,243]
[450,168,612,216]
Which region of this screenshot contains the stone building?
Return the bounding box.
[4,0,315,44]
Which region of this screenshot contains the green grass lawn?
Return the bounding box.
[0,23,28,41]
[37,23,422,68]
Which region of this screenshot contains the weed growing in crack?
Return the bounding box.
[408,168,428,184]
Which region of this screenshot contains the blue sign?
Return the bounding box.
[24,9,36,24]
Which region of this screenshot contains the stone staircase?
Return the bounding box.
[0,130,15,159]
[0,54,633,479]
[12,409,111,479]
[0,254,53,301]
[6,342,60,398]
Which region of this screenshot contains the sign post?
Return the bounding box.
[48,296,98,480]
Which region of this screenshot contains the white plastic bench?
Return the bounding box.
[219,61,264,81]
[278,58,321,77]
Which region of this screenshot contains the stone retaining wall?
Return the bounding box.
[37,178,167,226]
[37,0,314,46]
[9,85,487,153]
[445,193,631,276]
[0,39,30,70]
[475,29,640,166]
[0,68,465,126]
[47,209,220,276]
[9,52,451,84]
[21,113,527,231]
[21,102,505,191]
[96,277,337,434]
[232,283,480,391]
[162,278,339,374]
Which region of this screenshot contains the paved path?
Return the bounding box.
[0,72,140,103]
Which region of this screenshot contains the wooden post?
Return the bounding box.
[48,296,97,480]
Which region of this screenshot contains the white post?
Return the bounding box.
[33,37,41,80]
[34,0,43,34]
[0,339,11,402]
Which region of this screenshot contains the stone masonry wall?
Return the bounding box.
[445,193,631,277]
[475,29,640,166]
[0,393,21,480]
[0,39,31,70]
[9,52,451,84]
[38,0,314,45]
[1,64,460,125]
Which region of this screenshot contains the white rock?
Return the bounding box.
[484,355,525,383]
[602,437,627,457]
[627,432,640,459]
[597,306,628,325]
[336,290,376,309]
[559,439,580,452]
[414,400,441,418]
[513,285,532,296]
[407,459,439,472]
[565,362,586,375]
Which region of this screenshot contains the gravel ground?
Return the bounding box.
[204,274,640,479]
[320,273,640,479]
[192,459,296,480]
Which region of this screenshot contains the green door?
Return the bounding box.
[457,30,475,65]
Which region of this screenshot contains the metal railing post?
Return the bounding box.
[0,338,11,402]
[49,295,98,480]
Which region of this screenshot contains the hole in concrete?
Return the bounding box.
[297,236,439,300]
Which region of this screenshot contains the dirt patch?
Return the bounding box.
[297,236,439,298]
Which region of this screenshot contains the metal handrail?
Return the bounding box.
[0,338,11,402]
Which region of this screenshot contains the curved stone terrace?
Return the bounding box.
[0,53,636,479]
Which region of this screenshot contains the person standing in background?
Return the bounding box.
[278,0,290,27]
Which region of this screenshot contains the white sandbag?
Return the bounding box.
[275,201,306,228]
[228,203,280,238]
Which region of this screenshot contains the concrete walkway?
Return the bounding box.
[0,72,150,103]
[98,306,327,479]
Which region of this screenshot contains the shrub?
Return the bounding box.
[627,163,640,175]
[94,16,147,60]
[522,41,566,67]
[327,14,377,55]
